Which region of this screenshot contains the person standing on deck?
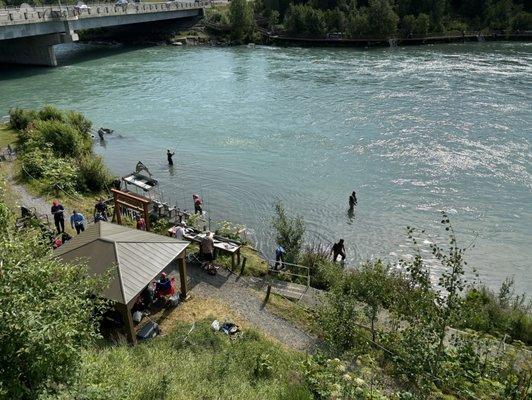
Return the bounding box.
[331,239,346,262]
[70,210,86,235]
[136,215,146,231]
[193,194,203,214]
[94,198,108,222]
[201,231,215,268]
[167,149,175,166]
[51,200,65,234]
[173,222,186,240]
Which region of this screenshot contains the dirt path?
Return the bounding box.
[186,263,317,352]
[2,161,50,218]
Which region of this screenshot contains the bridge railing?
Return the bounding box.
[0,1,210,25]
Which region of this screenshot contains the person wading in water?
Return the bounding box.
[331,239,346,263]
[167,149,175,166]
[349,190,357,209]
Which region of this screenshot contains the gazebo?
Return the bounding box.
[54,221,189,344]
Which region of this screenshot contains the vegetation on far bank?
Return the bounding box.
[206,0,532,43]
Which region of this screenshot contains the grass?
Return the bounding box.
[216,245,269,276]
[0,123,17,149]
[65,307,312,400]
[263,293,322,336]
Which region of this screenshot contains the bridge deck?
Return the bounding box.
[0,2,208,27]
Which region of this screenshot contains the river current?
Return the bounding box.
[1,42,530,293]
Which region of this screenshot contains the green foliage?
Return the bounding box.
[229,0,255,40]
[346,11,370,37]
[272,201,305,264]
[285,4,326,35]
[34,119,91,158]
[9,108,38,131]
[49,320,312,399]
[367,0,399,35]
[402,13,430,36]
[11,106,108,196]
[299,243,342,290]
[77,155,113,193]
[269,9,281,28]
[38,105,65,122]
[325,7,347,32]
[66,111,93,136]
[459,278,532,345]
[0,198,108,398]
[317,213,532,398]
[215,219,246,242]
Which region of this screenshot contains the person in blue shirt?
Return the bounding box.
[274,244,286,270]
[70,210,86,235]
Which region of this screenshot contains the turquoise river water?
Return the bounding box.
[0,42,530,293]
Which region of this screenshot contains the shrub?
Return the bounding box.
[229,0,254,40]
[19,146,52,179]
[38,104,65,122]
[299,243,342,290]
[66,110,93,136]
[272,201,305,264]
[415,13,430,35]
[77,155,113,193]
[34,119,91,158]
[41,157,80,196]
[9,108,38,131]
[325,8,347,32]
[0,201,108,398]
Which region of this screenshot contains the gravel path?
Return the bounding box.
[3,162,50,218]
[187,263,317,352]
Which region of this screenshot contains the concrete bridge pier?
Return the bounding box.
[0,30,78,67]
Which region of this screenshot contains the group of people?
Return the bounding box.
[50,198,110,236]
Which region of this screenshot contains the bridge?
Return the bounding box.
[0,1,208,66]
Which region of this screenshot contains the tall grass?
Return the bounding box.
[47,320,311,400]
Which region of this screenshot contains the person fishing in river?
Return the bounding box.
[167,149,175,166]
[349,190,357,209]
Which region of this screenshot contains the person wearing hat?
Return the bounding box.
[200,231,215,267]
[51,199,65,234]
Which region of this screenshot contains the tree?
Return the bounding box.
[0,197,108,398]
[271,201,305,263]
[229,0,254,40]
[367,0,399,35]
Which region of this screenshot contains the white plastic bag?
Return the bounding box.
[132,311,143,323]
[211,319,220,331]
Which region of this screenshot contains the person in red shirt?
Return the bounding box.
[192,194,203,214]
[136,215,146,231]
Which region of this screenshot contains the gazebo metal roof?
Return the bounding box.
[54,222,188,305]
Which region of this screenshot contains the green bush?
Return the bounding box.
[34,119,91,158]
[19,146,52,179]
[77,155,113,193]
[459,278,532,344]
[0,200,108,398]
[66,111,93,136]
[38,104,65,122]
[299,243,342,290]
[272,201,305,264]
[9,108,38,131]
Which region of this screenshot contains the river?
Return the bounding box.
[0,42,530,293]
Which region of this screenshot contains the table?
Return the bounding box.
[168,227,241,269]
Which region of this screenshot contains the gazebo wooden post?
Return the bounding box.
[177,255,189,301]
[112,189,122,225]
[143,202,150,232]
[115,302,137,345]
